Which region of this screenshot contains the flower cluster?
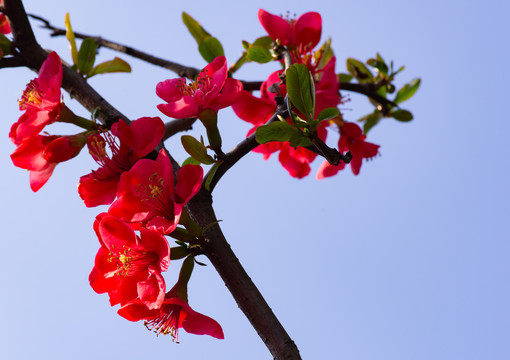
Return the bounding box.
[232,9,379,179]
[8,7,395,343]
[9,52,95,191]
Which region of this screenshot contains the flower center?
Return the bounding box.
[108,245,157,276]
[144,303,182,342]
[135,172,175,219]
[18,80,43,110]
[175,69,216,102]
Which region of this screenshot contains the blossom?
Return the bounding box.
[11,52,62,144]
[89,215,170,309]
[117,294,224,341]
[108,149,203,234]
[78,116,165,207]
[156,56,242,119]
[258,9,322,51]
[316,122,380,178]
[0,14,10,35]
[10,133,87,192]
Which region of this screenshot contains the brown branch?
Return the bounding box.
[341,82,397,109]
[187,192,302,360]
[163,117,197,140]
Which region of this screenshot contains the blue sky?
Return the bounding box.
[1,0,509,359]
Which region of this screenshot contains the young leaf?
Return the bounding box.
[252,36,273,47]
[182,12,211,43]
[182,156,201,166]
[338,73,353,83]
[198,36,224,63]
[289,132,312,148]
[286,64,314,120]
[361,112,382,134]
[391,109,413,122]
[246,45,273,63]
[77,38,97,75]
[317,107,340,122]
[394,78,421,104]
[181,135,216,165]
[0,34,11,56]
[65,13,78,65]
[87,57,131,78]
[346,58,373,83]
[255,121,299,144]
[205,162,221,191]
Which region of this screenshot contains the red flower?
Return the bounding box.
[156,56,242,119]
[258,9,322,50]
[317,122,380,178]
[0,14,10,35]
[108,149,203,234]
[118,295,224,341]
[78,117,165,207]
[10,133,87,192]
[89,216,170,309]
[11,52,62,144]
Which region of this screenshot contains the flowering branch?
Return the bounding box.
[4,1,302,358]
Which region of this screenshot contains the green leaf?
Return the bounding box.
[391,109,413,122]
[289,132,312,148]
[394,78,421,104]
[205,162,221,192]
[182,156,201,166]
[361,112,382,134]
[246,45,273,63]
[87,57,131,78]
[315,38,334,70]
[317,107,340,122]
[65,13,79,65]
[168,227,196,243]
[198,36,224,63]
[346,58,373,83]
[255,121,300,144]
[252,36,273,47]
[286,64,314,120]
[77,38,97,75]
[181,135,216,165]
[367,53,389,75]
[0,34,11,56]
[338,73,353,83]
[229,53,248,74]
[182,12,211,43]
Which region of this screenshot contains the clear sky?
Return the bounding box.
[1,0,509,359]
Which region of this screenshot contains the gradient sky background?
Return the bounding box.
[1,0,509,359]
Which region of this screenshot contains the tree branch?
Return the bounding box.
[163,117,197,140]
[187,191,302,360]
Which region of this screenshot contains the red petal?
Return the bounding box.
[232,91,275,126]
[293,12,322,49]
[258,9,292,45]
[316,160,345,180]
[29,163,56,192]
[278,145,311,178]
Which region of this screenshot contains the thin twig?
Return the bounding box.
[29,13,202,79]
[163,117,197,140]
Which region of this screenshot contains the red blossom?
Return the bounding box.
[316,122,380,178]
[89,215,170,309]
[0,13,10,35]
[258,9,322,51]
[10,52,63,144]
[118,295,224,341]
[10,133,87,192]
[108,149,203,234]
[156,56,242,119]
[78,117,165,207]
